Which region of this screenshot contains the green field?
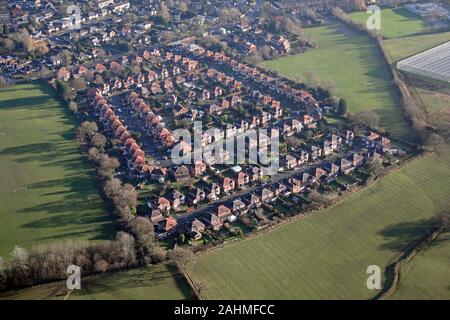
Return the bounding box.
[188,151,450,299]
[383,32,450,63]
[390,231,450,300]
[348,8,450,63]
[264,22,413,142]
[349,8,428,39]
[0,82,116,256]
[413,87,450,115]
[0,264,193,300]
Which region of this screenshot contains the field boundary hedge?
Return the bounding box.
[375,225,445,300]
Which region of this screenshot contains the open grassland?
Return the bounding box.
[413,87,450,115]
[390,231,450,300]
[188,151,450,299]
[347,7,450,63]
[0,264,193,300]
[348,9,450,135]
[349,8,428,39]
[264,23,413,142]
[0,82,116,256]
[383,32,450,63]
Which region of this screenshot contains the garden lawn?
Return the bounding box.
[264,22,413,142]
[0,264,193,300]
[390,231,450,300]
[0,82,116,256]
[188,151,450,299]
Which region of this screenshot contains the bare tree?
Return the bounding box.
[91,133,107,149]
[160,2,171,24]
[128,217,155,264]
[0,75,8,88]
[365,157,384,177]
[0,38,14,53]
[10,246,31,286]
[97,154,120,179]
[72,77,86,91]
[0,256,7,291]
[19,29,35,53]
[351,110,380,128]
[168,247,194,269]
[354,0,367,11]
[179,0,189,13]
[425,133,446,154]
[308,190,330,209]
[112,232,137,268]
[80,121,98,138]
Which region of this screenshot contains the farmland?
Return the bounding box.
[0,264,193,300]
[188,151,450,299]
[384,32,450,63]
[0,82,116,256]
[264,22,413,142]
[390,231,450,300]
[349,8,428,39]
[348,7,450,64]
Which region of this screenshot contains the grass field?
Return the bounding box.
[0,82,116,256]
[413,87,450,115]
[348,7,450,63]
[390,231,450,300]
[349,8,428,39]
[264,22,413,142]
[0,264,193,300]
[188,151,450,299]
[384,32,450,63]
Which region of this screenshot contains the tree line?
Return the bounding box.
[0,119,191,293]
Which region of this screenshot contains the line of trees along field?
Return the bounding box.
[0,115,191,292]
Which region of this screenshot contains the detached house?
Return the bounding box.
[205,183,221,201]
[248,166,263,182]
[157,217,177,234]
[259,188,274,202]
[287,177,303,193]
[216,204,232,220]
[172,165,191,181]
[190,160,207,177]
[236,172,249,188]
[187,188,206,206]
[349,153,364,167]
[203,213,223,231]
[285,155,297,170]
[230,199,247,214]
[150,209,164,223]
[187,219,205,238]
[309,146,322,160]
[221,177,235,193]
[166,190,185,211]
[244,193,262,209]
[153,197,171,213]
[338,158,354,174]
[323,163,340,177]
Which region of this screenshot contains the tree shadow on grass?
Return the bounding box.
[0,96,51,109]
[0,143,55,156]
[74,266,194,300]
[378,218,439,252]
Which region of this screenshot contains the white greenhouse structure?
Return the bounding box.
[397,41,450,83]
